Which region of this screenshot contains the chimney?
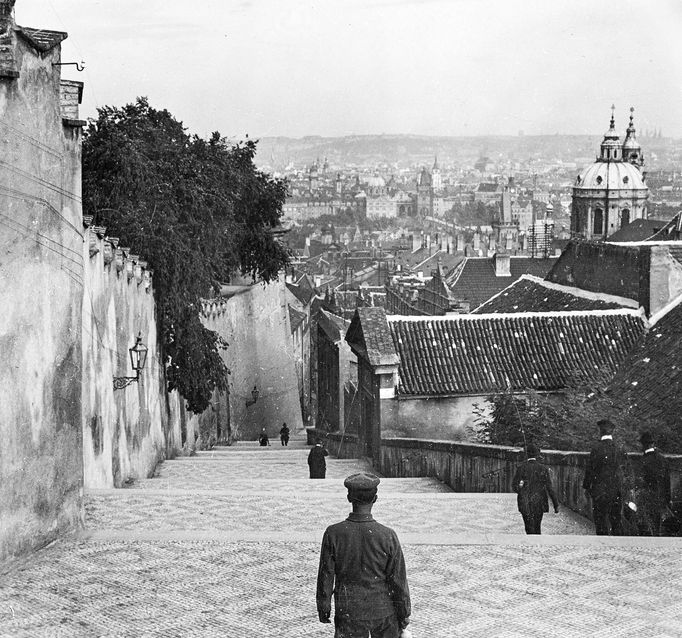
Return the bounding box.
[456,234,464,252]
[0,0,17,78]
[647,245,682,315]
[493,253,511,277]
[412,234,421,252]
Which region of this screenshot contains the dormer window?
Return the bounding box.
[623,176,629,184]
[596,176,603,185]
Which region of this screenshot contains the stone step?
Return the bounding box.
[121,476,451,493]
[85,490,592,536]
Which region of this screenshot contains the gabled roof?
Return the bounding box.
[607,295,682,430]
[477,182,500,192]
[288,305,306,333]
[648,212,682,242]
[472,275,637,314]
[287,274,316,306]
[388,310,646,397]
[445,256,557,309]
[607,218,668,242]
[16,26,67,52]
[318,309,349,342]
[345,307,399,367]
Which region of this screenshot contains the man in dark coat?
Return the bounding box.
[582,419,627,535]
[636,431,671,536]
[317,472,411,637]
[308,439,329,479]
[280,422,290,446]
[511,443,559,534]
[258,428,270,447]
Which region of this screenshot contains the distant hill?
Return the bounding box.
[252,134,675,172]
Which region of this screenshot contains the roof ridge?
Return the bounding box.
[518,274,639,308]
[387,307,646,322]
[648,292,682,327]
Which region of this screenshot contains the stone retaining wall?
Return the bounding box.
[307,428,682,519]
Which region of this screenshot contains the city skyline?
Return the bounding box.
[18,0,682,139]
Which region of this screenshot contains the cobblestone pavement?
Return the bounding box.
[2,442,682,637]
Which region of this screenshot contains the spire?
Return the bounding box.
[433,155,440,170]
[622,106,644,167]
[600,104,621,161]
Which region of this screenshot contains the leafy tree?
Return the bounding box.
[82,98,289,413]
[471,368,663,452]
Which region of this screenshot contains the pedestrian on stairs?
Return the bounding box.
[280,422,290,446]
[512,443,559,534]
[317,472,412,637]
[308,438,329,478]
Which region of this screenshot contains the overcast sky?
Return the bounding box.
[17,0,682,139]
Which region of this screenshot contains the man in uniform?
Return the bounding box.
[308,438,329,478]
[317,472,411,637]
[280,422,290,446]
[637,431,671,536]
[512,443,559,534]
[583,419,627,535]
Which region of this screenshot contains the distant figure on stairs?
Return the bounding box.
[258,428,270,447]
[316,472,412,637]
[280,422,290,446]
[308,438,329,478]
[512,443,559,534]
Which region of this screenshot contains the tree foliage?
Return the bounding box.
[471,368,674,452]
[82,98,290,413]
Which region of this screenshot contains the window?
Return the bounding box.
[596,175,603,185]
[621,209,630,227]
[623,176,629,184]
[593,208,603,235]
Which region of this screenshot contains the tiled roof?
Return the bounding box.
[445,256,557,309]
[288,305,306,333]
[648,212,682,242]
[477,183,500,192]
[472,275,636,314]
[346,307,399,367]
[607,218,668,242]
[317,309,349,342]
[387,311,646,397]
[607,296,682,429]
[16,26,67,52]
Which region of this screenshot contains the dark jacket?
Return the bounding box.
[582,438,627,502]
[308,445,328,477]
[512,460,558,514]
[317,512,411,624]
[639,449,671,512]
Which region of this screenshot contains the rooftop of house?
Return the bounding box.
[288,305,306,333]
[546,240,642,302]
[472,274,638,314]
[607,218,669,242]
[16,26,67,52]
[386,310,646,397]
[346,307,400,367]
[607,295,682,433]
[445,255,557,309]
[317,308,349,342]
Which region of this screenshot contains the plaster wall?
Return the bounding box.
[0,38,84,561]
[381,396,487,440]
[81,229,182,488]
[198,280,303,442]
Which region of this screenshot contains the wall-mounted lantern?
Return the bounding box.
[245,385,259,407]
[113,333,148,390]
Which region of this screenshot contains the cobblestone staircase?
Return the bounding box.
[2,442,682,637]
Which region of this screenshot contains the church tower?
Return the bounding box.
[571,106,649,240]
[432,156,442,190]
